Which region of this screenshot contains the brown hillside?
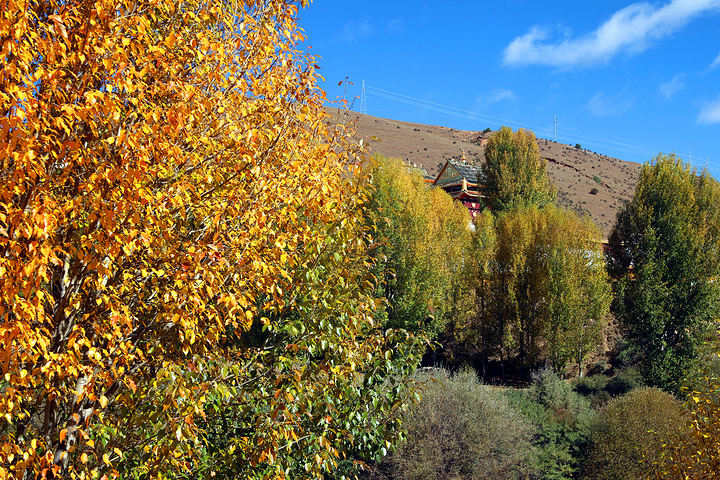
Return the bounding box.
[329,107,641,237]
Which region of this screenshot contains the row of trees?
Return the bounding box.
[374,124,720,395]
[480,138,720,393]
[451,128,610,377]
[463,204,611,376]
[365,148,611,378]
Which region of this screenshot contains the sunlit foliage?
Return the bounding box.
[0,1,423,478]
[608,153,720,391]
[481,126,555,212]
[653,337,720,479]
[465,205,611,371]
[364,156,471,337]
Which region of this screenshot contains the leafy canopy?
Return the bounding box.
[608,153,720,392]
[0,1,423,478]
[465,205,611,370]
[653,335,720,478]
[364,156,471,337]
[481,126,555,211]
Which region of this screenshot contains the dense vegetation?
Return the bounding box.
[3,1,720,478]
[1,1,422,478]
[609,153,720,392]
[459,204,611,375]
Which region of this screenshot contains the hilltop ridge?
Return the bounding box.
[330,107,642,236]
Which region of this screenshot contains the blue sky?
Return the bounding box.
[298,0,720,175]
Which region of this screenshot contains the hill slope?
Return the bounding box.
[331,108,641,237]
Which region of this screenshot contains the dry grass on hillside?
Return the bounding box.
[328,107,642,237]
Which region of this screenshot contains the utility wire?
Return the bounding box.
[363,85,717,173]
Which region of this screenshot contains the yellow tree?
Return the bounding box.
[363,156,471,337]
[653,337,720,479]
[1,1,421,478]
[466,206,610,372]
[481,126,555,212]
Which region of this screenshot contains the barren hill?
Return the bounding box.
[330,107,641,237]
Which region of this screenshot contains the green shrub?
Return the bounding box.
[589,390,612,409]
[528,369,593,418]
[605,368,644,397]
[572,375,609,397]
[612,339,642,369]
[581,387,688,480]
[572,375,612,408]
[571,369,643,404]
[391,367,536,480]
[508,369,595,480]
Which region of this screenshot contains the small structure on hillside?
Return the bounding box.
[432,153,485,218]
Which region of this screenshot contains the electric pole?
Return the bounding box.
[360,80,367,115]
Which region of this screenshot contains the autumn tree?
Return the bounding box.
[0,1,423,478]
[608,153,720,392]
[465,205,610,372]
[454,209,500,377]
[582,388,688,480]
[364,155,471,337]
[481,126,555,211]
[652,336,720,478]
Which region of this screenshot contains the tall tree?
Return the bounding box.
[364,155,471,337]
[465,205,611,372]
[608,153,720,391]
[0,1,423,478]
[481,126,555,211]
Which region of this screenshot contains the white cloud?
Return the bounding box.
[339,20,375,43]
[658,74,686,99]
[588,91,634,116]
[385,18,404,33]
[475,88,518,110]
[486,88,518,104]
[710,51,720,69]
[698,96,720,123]
[503,0,720,67]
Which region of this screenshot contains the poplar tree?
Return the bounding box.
[365,156,471,337]
[466,206,611,373]
[481,126,555,211]
[608,153,720,391]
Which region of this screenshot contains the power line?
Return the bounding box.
[363,85,716,172]
[365,86,555,138]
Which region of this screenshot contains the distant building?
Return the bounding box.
[432,153,485,218]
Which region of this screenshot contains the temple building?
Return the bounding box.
[432,153,485,218]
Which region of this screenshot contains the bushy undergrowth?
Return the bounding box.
[506,369,595,480]
[581,387,688,480]
[389,367,536,480]
[572,368,644,407]
[354,368,690,480]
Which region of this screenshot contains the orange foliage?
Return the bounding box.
[0,1,389,478]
